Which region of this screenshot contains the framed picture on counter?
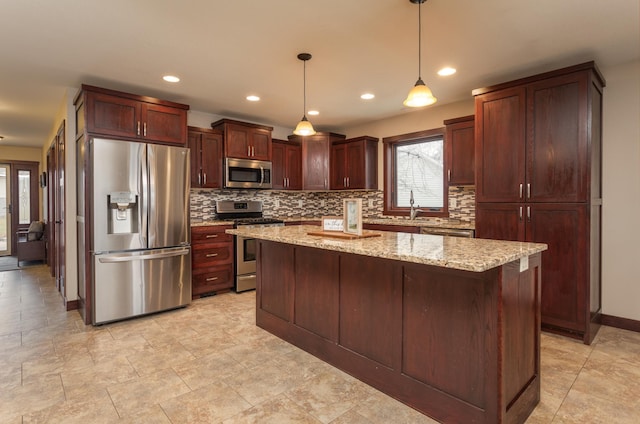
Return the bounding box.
[322,216,344,232]
[343,199,363,236]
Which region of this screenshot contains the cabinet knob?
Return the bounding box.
[519,206,523,221]
[205,253,219,257]
[527,183,531,199]
[448,169,451,182]
[203,173,207,185]
[205,234,218,238]
[137,121,141,136]
[519,183,523,199]
[206,277,219,282]
[143,122,147,137]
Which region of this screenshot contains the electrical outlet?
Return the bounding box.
[298,200,303,208]
[368,199,374,208]
[320,200,326,207]
[275,199,280,208]
[450,198,457,208]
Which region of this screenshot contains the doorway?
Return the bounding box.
[0,164,10,256]
[0,162,40,257]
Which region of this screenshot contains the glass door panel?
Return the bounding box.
[0,165,10,255]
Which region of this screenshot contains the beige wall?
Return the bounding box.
[601,60,640,321]
[341,61,640,322]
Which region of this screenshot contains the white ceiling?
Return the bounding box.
[1,0,638,148]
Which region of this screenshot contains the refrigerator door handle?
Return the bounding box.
[97,248,190,263]
[140,144,148,246]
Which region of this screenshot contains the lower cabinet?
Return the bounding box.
[191,225,234,297]
[476,202,597,342]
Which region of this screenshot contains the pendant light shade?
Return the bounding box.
[294,53,316,136]
[404,0,437,108]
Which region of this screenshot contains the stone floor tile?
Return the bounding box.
[21,388,120,423]
[222,394,323,424]
[552,389,640,423]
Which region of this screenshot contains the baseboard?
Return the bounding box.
[600,314,640,333]
[65,299,79,311]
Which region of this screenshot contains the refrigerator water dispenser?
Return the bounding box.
[108,191,139,234]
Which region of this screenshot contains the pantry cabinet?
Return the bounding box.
[473,61,604,344]
[289,132,346,190]
[330,136,378,190]
[211,119,273,161]
[272,139,302,190]
[77,84,189,145]
[188,127,223,189]
[444,115,475,186]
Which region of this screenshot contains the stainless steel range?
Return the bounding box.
[215,200,283,292]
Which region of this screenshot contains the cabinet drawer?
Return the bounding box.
[191,228,233,243]
[192,265,233,295]
[192,244,233,267]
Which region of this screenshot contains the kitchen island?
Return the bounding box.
[226,225,547,424]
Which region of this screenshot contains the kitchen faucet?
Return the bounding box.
[409,190,423,220]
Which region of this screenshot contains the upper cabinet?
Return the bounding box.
[211,119,273,161]
[474,63,602,203]
[289,132,346,190]
[188,126,223,189]
[76,84,189,145]
[272,139,302,190]
[330,136,378,190]
[444,116,475,186]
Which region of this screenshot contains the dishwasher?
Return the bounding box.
[420,227,475,238]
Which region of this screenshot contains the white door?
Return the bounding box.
[0,164,10,256]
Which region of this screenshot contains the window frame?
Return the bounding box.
[383,127,449,218]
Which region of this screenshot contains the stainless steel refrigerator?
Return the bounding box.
[81,138,191,325]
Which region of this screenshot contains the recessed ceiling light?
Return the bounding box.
[163,75,180,83]
[437,67,457,76]
[360,93,375,100]
[246,95,260,102]
[308,110,319,116]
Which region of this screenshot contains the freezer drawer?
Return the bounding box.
[93,247,192,324]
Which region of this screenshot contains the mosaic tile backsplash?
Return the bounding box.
[190,187,475,223]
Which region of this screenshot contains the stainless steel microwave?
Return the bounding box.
[224,157,272,189]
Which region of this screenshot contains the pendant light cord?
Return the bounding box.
[418,0,422,80]
[303,59,307,117]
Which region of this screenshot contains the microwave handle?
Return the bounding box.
[260,166,264,187]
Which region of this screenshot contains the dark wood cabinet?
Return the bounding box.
[473,62,605,344]
[330,136,378,190]
[191,225,234,297]
[188,127,223,189]
[444,115,475,186]
[272,139,302,190]
[289,132,346,190]
[211,119,273,161]
[79,84,188,145]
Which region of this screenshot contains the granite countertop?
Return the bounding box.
[226,225,546,273]
[275,217,475,230]
[192,217,475,230]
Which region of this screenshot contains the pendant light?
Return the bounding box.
[294,53,316,136]
[403,0,437,107]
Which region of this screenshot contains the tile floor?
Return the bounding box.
[1,264,639,423]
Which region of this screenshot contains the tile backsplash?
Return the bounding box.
[190,187,475,223]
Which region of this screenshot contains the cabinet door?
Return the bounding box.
[346,141,368,189]
[527,73,589,202]
[527,203,588,332]
[302,136,330,190]
[200,132,222,188]
[251,129,272,161]
[330,143,347,189]
[86,92,140,139]
[475,87,526,202]
[142,103,187,145]
[446,119,475,185]
[271,142,287,189]
[286,143,302,190]
[187,132,202,187]
[225,124,251,159]
[475,203,525,241]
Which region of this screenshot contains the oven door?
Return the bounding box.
[236,236,256,276]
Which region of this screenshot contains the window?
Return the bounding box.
[383,128,448,217]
